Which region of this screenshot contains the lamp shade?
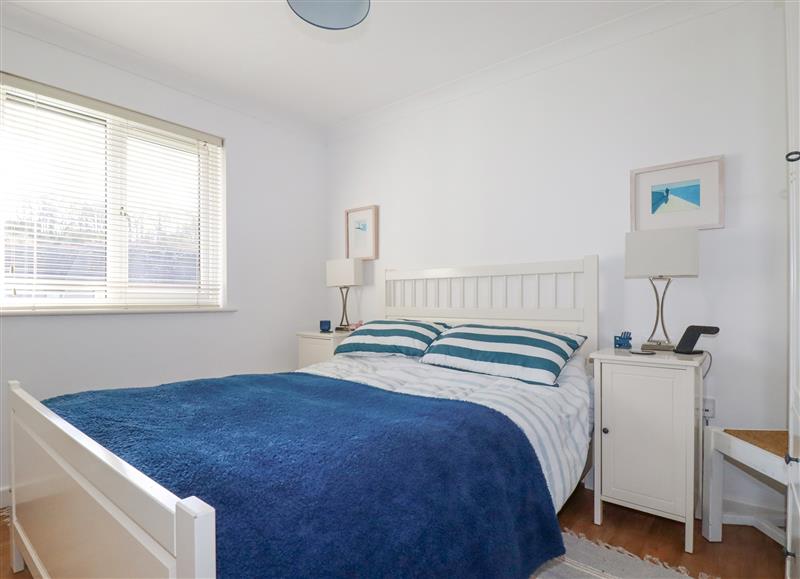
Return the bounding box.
[326,258,363,287]
[625,228,699,278]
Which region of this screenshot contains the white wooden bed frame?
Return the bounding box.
[383,255,599,354]
[6,255,598,579]
[7,382,215,578]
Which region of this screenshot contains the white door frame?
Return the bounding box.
[786,2,800,577]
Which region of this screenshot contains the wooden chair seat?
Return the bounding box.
[724,429,788,459]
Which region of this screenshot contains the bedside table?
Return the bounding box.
[589,348,708,553]
[297,331,350,368]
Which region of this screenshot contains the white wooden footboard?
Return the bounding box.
[7,380,216,578]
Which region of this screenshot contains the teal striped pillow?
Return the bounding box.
[420,324,586,386]
[335,320,446,358]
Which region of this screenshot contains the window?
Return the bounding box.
[0,73,225,313]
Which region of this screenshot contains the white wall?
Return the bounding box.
[326,2,788,510]
[0,1,789,514]
[0,15,330,496]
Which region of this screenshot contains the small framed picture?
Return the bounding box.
[346,205,379,260]
[630,156,724,231]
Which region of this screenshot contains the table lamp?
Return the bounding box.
[625,228,699,351]
[326,258,363,331]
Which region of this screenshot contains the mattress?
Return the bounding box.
[303,353,593,510]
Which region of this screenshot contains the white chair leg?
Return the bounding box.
[702,431,723,542]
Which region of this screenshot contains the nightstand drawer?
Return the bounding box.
[299,338,335,367]
[297,331,349,369]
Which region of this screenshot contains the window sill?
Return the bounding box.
[0,306,238,317]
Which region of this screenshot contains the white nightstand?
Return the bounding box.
[297,331,350,368]
[589,348,708,553]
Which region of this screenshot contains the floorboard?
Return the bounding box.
[559,486,784,579]
[1,491,784,578]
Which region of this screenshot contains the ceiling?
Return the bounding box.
[7,1,655,127]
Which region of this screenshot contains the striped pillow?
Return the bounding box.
[334,320,445,358]
[420,324,586,386]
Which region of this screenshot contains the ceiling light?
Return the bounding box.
[287,0,370,31]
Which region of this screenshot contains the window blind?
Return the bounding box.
[0,73,225,313]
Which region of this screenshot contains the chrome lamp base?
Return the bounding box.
[643,276,675,351]
[337,286,352,332]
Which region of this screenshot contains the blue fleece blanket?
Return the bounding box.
[44,372,563,578]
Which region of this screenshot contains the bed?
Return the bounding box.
[6,255,598,579]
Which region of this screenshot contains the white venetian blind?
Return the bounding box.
[0,73,225,312]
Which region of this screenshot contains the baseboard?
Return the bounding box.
[582,467,594,491]
[722,497,784,525]
[722,497,785,545]
[0,486,9,508]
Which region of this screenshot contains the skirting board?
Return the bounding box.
[0,486,9,508]
[722,497,785,545]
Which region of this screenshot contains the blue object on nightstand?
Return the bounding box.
[614,331,632,349]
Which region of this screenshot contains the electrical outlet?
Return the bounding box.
[703,397,716,419]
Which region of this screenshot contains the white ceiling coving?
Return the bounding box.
[4,1,655,127]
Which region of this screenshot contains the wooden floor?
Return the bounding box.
[1,492,784,579]
[559,487,784,579]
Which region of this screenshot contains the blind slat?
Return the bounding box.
[1,79,225,311]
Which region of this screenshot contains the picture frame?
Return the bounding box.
[345,205,379,260]
[630,156,724,231]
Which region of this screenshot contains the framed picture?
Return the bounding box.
[630,156,724,231]
[346,205,379,260]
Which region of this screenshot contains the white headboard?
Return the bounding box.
[382,255,599,354]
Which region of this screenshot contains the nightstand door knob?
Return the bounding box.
[602,427,610,434]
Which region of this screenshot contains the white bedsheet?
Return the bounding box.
[302,354,593,511]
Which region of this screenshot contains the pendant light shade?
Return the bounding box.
[288,0,370,30]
